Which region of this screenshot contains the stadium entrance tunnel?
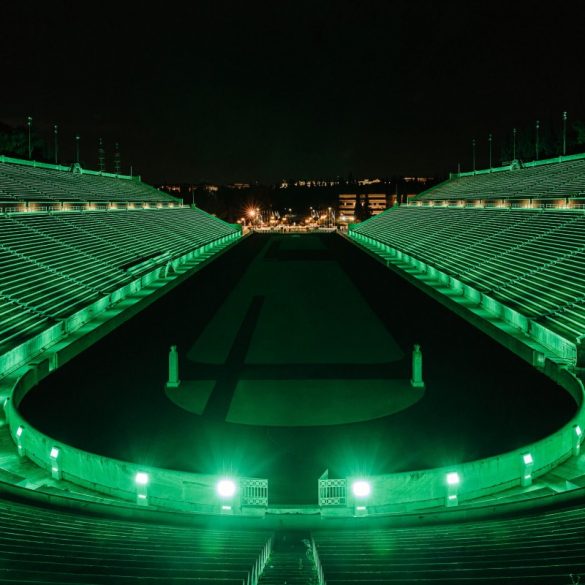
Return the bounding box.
[17,233,576,505]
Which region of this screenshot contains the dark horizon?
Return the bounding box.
[2,1,585,185]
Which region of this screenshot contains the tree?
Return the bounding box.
[0,122,46,159]
[573,121,585,148]
[363,193,373,219]
[354,194,372,222]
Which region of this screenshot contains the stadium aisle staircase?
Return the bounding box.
[259,532,317,585]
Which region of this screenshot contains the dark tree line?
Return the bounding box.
[491,120,585,165]
[0,123,45,160]
[354,194,374,222]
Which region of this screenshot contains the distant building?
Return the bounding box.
[160,184,182,195]
[367,193,387,215]
[338,193,390,224]
[404,176,433,185]
[357,178,383,186]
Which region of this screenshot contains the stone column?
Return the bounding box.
[411,344,425,389]
[166,345,181,389]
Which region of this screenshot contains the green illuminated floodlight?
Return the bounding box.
[135,472,149,486]
[216,478,237,498]
[573,425,583,457]
[50,447,60,459]
[16,426,23,438]
[446,472,460,486]
[521,453,534,486]
[352,480,371,498]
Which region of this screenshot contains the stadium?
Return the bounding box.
[0,150,585,584]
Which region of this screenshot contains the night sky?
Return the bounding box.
[3,1,585,184]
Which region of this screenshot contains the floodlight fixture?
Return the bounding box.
[521,452,534,487]
[573,424,583,456]
[48,446,62,478]
[446,472,460,486]
[351,480,371,498]
[135,472,150,506]
[135,472,149,486]
[216,478,237,498]
[445,471,460,507]
[15,426,25,457]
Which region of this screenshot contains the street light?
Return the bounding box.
[535,120,540,160]
[54,124,59,165]
[562,111,568,156]
[27,116,32,159]
[75,134,80,164]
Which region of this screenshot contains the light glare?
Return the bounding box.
[352,480,371,498]
[217,479,237,498]
[135,472,149,486]
[446,472,460,485]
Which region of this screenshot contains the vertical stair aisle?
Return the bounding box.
[259,531,318,585]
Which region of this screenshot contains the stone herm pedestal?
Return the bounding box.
[410,343,425,389]
[166,345,181,389]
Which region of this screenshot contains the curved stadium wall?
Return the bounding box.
[1,154,585,520]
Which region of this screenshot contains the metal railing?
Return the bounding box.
[318,477,347,506]
[241,478,269,507]
[249,533,274,585]
[311,534,326,585]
